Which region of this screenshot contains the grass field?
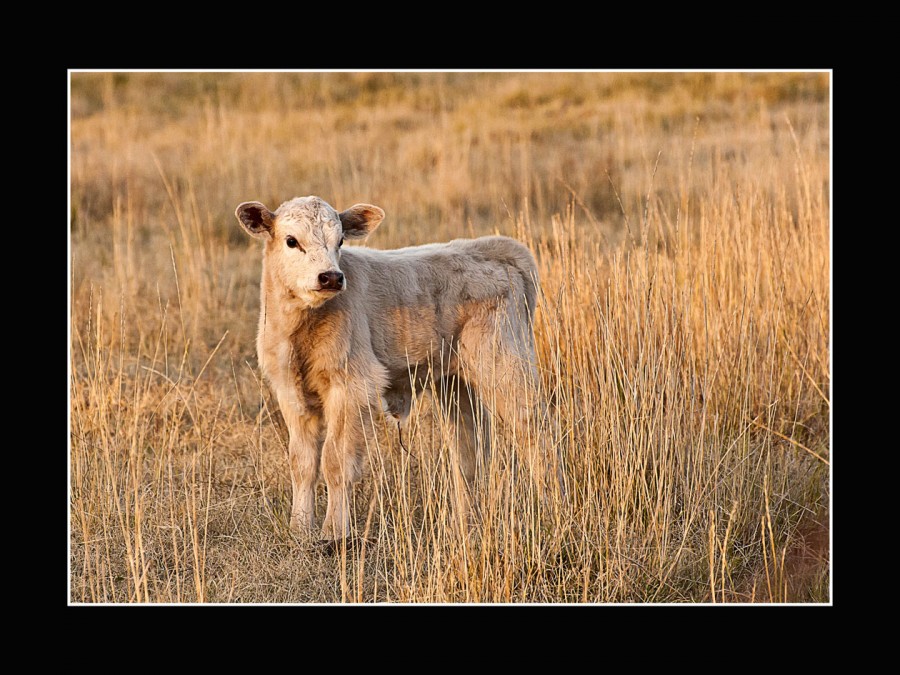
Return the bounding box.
[69,71,830,603]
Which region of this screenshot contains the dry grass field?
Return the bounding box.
[69,71,830,603]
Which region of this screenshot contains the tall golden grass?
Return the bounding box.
[69,72,830,602]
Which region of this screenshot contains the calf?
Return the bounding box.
[236,195,549,541]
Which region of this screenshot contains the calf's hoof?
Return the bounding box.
[313,536,375,556]
[289,518,316,537]
[314,538,350,556]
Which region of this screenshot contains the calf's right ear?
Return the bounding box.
[235,201,275,239]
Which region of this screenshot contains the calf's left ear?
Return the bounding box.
[339,204,385,239]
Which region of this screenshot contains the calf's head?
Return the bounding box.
[235,196,384,308]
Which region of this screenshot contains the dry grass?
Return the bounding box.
[69,71,830,603]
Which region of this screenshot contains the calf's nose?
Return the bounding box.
[318,271,344,290]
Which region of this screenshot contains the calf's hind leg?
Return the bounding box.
[458,298,562,498]
[439,375,490,521]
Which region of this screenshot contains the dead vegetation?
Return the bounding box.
[70,72,830,602]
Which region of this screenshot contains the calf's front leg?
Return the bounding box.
[280,400,322,534]
[319,388,369,541]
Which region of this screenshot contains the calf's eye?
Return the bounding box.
[286,236,304,252]
[339,237,345,248]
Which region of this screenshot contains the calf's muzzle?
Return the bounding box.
[318,271,344,291]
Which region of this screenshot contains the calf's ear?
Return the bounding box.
[235,201,275,239]
[339,204,384,239]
